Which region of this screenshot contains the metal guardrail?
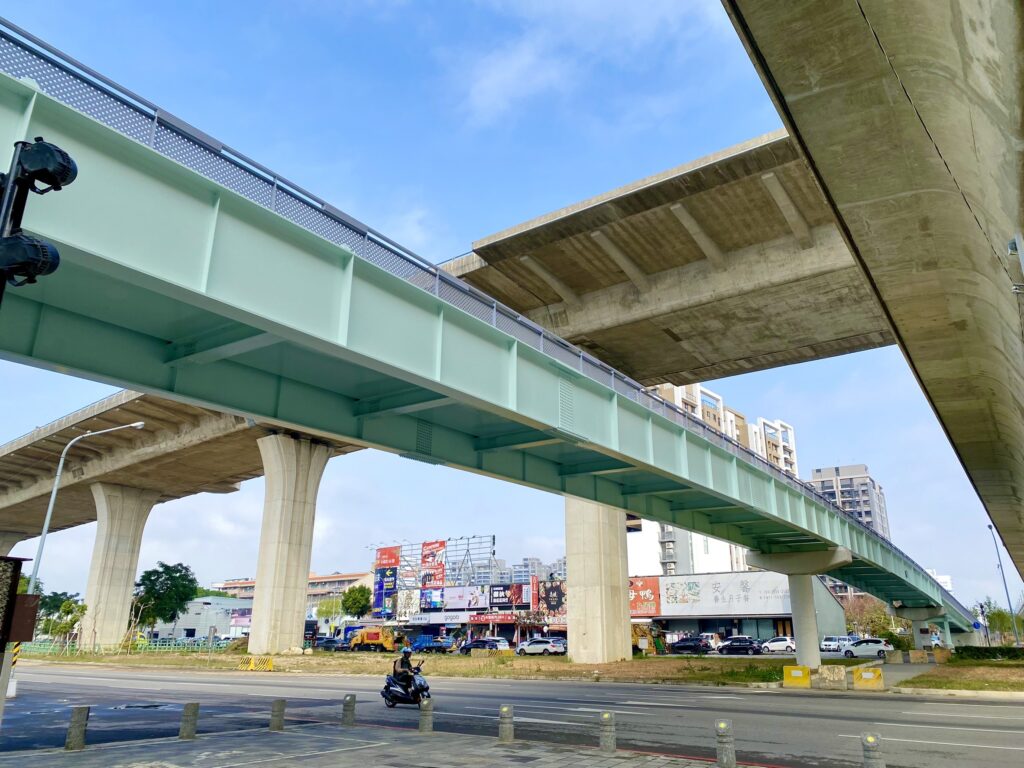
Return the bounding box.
[0,18,967,622]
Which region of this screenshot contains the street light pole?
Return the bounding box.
[26,421,145,594]
[987,524,1022,646]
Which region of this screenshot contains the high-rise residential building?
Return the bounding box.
[631,384,799,576]
[926,569,954,593]
[808,464,891,540]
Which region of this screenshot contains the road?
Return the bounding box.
[4,663,1023,767]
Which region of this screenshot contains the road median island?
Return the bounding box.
[22,650,861,686]
[894,657,1024,693]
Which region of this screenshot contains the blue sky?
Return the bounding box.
[1,1,1020,609]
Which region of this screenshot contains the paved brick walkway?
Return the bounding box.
[0,722,712,768]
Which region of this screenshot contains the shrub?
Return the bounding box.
[953,645,1024,661]
[226,637,249,654]
[880,631,911,652]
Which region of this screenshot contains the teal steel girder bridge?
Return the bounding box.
[0,23,973,632]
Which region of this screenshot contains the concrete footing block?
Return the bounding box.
[179,702,199,740]
[269,698,286,731]
[65,706,90,751]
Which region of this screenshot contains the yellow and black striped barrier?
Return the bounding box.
[237,655,274,672]
[10,642,20,669]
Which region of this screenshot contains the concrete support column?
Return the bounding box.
[249,435,331,655]
[81,483,160,649]
[565,498,631,664]
[941,619,953,648]
[0,532,24,557]
[787,574,821,670]
[911,620,932,650]
[746,548,853,670]
[892,606,945,650]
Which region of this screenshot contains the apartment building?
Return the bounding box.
[807,464,891,540]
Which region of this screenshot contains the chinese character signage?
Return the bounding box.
[372,566,398,617]
[538,580,566,618]
[375,546,401,569]
[658,571,790,617]
[488,584,531,610]
[420,540,446,587]
[443,585,488,611]
[628,576,660,617]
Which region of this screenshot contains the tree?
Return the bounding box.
[341,585,371,619]
[133,562,199,629]
[317,596,345,621]
[842,594,904,637]
[49,599,87,653]
[41,591,80,618]
[195,587,232,598]
[17,575,41,594]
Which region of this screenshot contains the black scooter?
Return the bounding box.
[381,662,431,708]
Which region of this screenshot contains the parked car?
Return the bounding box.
[718,637,762,655]
[761,636,796,654]
[820,635,843,652]
[479,636,510,650]
[671,637,711,655]
[549,637,567,650]
[516,638,566,656]
[842,638,894,659]
[316,637,344,652]
[459,639,498,655]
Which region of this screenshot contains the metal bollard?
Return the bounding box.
[599,711,616,754]
[179,702,200,740]
[418,698,434,733]
[342,694,356,726]
[861,732,885,767]
[64,706,90,751]
[715,718,737,768]
[498,704,514,743]
[269,698,286,731]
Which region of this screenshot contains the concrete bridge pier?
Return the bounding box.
[565,499,631,664]
[746,548,853,670]
[893,606,946,650]
[248,434,331,655]
[0,532,24,557]
[81,483,161,649]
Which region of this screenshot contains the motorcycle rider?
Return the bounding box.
[393,647,414,691]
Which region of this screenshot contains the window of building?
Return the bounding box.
[703,537,710,555]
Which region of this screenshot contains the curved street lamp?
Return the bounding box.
[26,420,145,594]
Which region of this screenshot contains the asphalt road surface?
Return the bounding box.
[4,663,1022,767]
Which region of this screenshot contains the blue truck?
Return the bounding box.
[410,634,455,654]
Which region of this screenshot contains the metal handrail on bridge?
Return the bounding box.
[0,18,967,622]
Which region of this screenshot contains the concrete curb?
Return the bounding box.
[891,687,1024,700]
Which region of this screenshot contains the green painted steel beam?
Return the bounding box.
[0,70,969,627]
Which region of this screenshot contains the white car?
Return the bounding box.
[842,638,894,659]
[761,636,796,653]
[516,638,565,656]
[820,635,843,652]
[479,636,510,650]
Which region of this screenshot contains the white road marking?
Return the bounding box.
[622,700,696,708]
[838,734,1024,751]
[902,711,1024,720]
[875,722,1024,735]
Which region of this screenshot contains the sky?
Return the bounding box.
[0,1,1020,610]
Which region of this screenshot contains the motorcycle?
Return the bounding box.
[381,663,431,708]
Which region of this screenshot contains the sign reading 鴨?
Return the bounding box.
[629,576,661,617]
[420,541,446,587]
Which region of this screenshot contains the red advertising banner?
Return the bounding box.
[469,613,516,624]
[420,540,446,587]
[375,546,401,569]
[530,575,539,610]
[629,576,661,617]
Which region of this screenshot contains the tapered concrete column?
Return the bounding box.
[565,498,631,664]
[911,620,932,650]
[81,483,160,649]
[940,619,953,648]
[0,531,24,557]
[746,548,852,670]
[249,435,331,655]
[892,606,945,650]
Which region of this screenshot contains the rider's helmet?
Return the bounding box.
[402,646,412,655]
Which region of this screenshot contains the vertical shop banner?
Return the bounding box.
[538,580,566,618]
[530,575,539,610]
[628,576,661,617]
[372,566,398,617]
[420,540,446,587]
[375,546,401,569]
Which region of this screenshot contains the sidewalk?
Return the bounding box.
[0,722,712,768]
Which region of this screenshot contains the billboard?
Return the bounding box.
[229,607,252,628]
[372,566,398,617]
[530,575,539,610]
[537,580,566,618]
[394,589,420,622]
[629,576,661,617]
[421,540,446,587]
[488,584,531,611]
[419,588,444,611]
[443,585,488,611]
[659,571,791,617]
[375,546,401,569]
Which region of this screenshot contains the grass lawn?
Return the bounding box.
[23,649,861,685]
[899,659,1024,692]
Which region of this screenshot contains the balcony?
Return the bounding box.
[659,529,676,542]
